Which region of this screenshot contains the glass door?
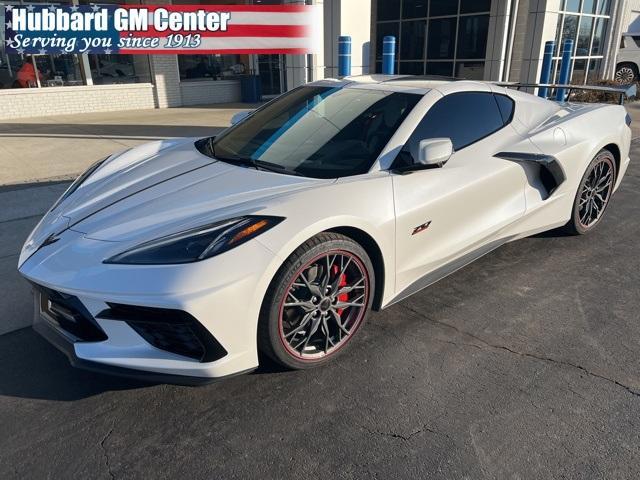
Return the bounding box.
[257,54,286,98]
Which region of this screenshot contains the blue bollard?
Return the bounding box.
[556,39,574,102]
[382,36,396,75]
[338,35,352,77]
[538,41,555,98]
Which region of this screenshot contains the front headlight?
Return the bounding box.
[104,216,284,265]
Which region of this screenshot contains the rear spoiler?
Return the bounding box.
[495,82,637,105]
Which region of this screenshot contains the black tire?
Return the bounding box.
[564,149,617,235]
[615,63,638,84]
[258,232,375,370]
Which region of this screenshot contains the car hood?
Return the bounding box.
[20,138,331,264]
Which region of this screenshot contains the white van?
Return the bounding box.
[616,32,640,83]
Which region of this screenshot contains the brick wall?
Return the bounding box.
[180,80,242,106]
[508,0,530,82]
[151,55,183,108]
[0,83,156,119]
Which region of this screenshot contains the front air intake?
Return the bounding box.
[35,285,108,342]
[97,304,227,363]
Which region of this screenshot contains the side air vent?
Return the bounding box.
[496,151,566,200]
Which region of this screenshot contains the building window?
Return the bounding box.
[375,22,400,62]
[0,52,152,90]
[428,17,457,59]
[0,52,86,89]
[35,54,84,87]
[0,0,152,89]
[401,20,426,60]
[554,0,611,85]
[377,0,401,21]
[402,0,428,19]
[1,1,79,89]
[178,55,248,81]
[399,61,425,75]
[457,15,489,59]
[563,0,581,13]
[375,0,490,79]
[0,54,31,88]
[430,0,457,17]
[89,55,151,85]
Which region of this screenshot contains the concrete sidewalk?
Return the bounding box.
[0,103,260,186]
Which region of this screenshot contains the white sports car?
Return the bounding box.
[18,75,634,384]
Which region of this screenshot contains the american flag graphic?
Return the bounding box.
[2,3,320,55]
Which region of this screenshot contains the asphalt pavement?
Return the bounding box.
[0,145,639,478]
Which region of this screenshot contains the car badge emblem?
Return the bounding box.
[412,221,432,236]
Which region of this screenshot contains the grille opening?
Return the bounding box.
[37,286,108,342]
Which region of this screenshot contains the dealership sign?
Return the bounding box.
[2,4,321,54]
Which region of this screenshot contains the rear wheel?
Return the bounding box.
[258,233,374,370]
[565,149,616,235]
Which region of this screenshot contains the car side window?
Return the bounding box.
[394,91,508,167]
[494,94,515,124]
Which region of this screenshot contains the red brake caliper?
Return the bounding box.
[332,265,348,316]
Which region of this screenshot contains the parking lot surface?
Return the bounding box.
[1,145,639,479]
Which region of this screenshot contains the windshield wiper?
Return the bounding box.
[212,147,304,177]
[252,159,305,177]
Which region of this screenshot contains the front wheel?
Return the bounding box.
[564,149,616,235]
[258,232,375,370]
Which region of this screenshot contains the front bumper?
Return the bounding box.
[20,229,281,383]
[32,306,253,386]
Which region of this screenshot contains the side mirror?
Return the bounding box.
[230,110,252,126]
[417,138,453,167]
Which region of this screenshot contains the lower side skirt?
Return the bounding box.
[386,235,516,308]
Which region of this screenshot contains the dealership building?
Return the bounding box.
[0,0,637,120]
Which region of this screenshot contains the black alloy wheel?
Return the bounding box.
[259,233,374,369]
[565,149,616,235]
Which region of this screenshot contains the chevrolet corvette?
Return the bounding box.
[17,75,634,384]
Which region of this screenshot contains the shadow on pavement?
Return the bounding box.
[0,179,71,195]
[531,226,575,238]
[0,328,153,401]
[0,326,289,402]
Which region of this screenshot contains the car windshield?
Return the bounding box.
[206,85,420,179]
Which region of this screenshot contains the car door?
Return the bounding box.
[391,89,528,301]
